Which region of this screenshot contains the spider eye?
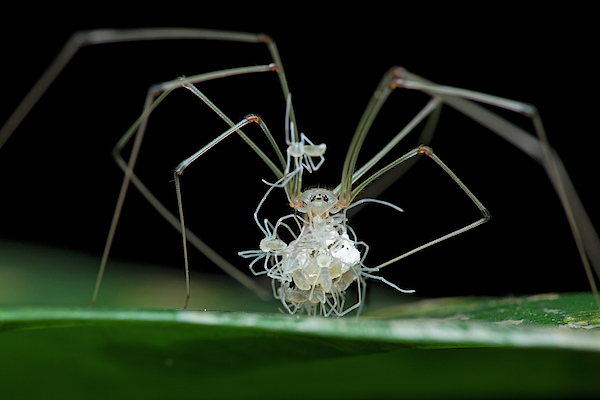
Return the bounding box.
[323,195,329,202]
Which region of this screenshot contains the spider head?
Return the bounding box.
[296,188,341,220]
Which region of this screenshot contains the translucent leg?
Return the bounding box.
[174,114,284,308]
[336,66,599,309]
[394,70,599,309]
[0,28,294,151]
[364,145,490,270]
[0,28,300,307]
[94,68,283,308]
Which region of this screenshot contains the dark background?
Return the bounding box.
[0,7,597,301]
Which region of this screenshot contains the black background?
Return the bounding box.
[0,7,597,299]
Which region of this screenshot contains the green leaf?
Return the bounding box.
[2,298,600,399]
[2,242,600,399]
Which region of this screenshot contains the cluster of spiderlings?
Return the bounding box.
[273,211,369,316]
[242,188,373,316]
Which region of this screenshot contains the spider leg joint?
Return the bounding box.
[245,114,262,124]
[389,66,406,79]
[417,145,433,156]
[258,33,273,43]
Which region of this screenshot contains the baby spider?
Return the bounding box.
[238,183,300,277]
[262,94,326,189]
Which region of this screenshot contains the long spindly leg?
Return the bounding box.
[174,114,279,309]
[365,145,490,269]
[91,66,286,307]
[104,66,309,308]
[173,111,294,308]
[334,96,442,201]
[0,28,297,152]
[337,66,599,308]
[339,144,489,293]
[0,28,300,307]
[396,71,600,308]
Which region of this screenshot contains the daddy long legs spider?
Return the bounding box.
[1,28,598,314]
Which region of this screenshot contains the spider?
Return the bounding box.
[231,93,486,316]
[1,28,598,314]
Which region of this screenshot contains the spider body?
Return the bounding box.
[258,188,367,316]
